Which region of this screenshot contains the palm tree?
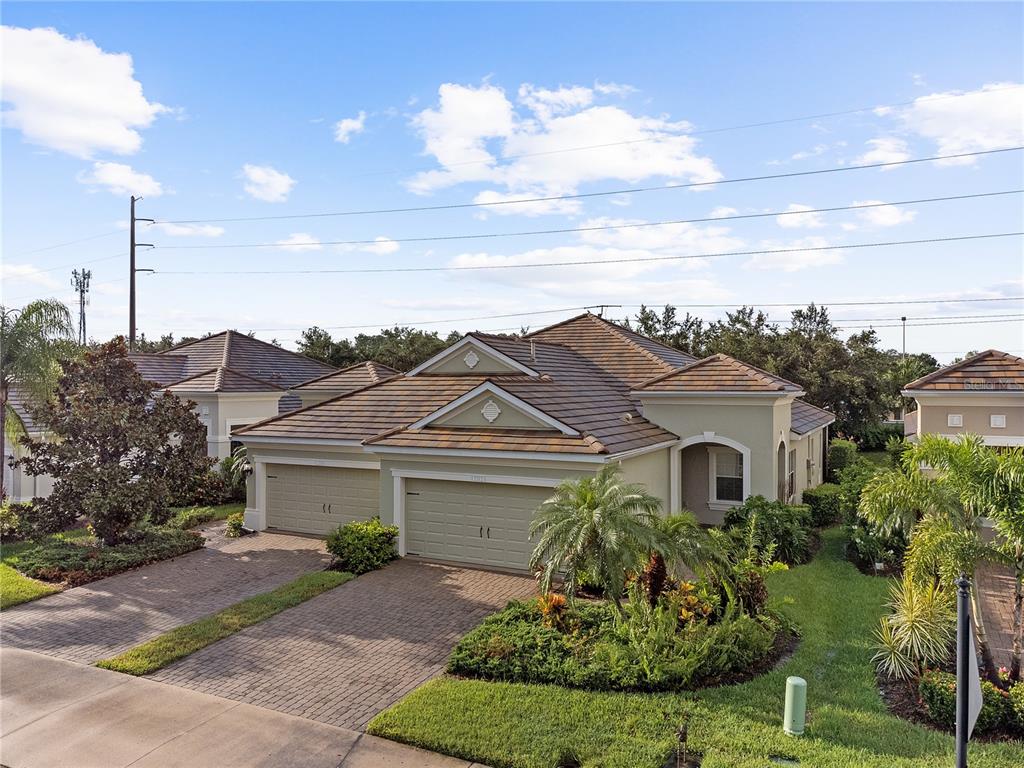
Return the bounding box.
[529,464,663,615]
[641,511,723,606]
[0,300,75,499]
[860,434,1024,679]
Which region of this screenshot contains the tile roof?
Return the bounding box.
[524,313,696,386]
[903,349,1024,392]
[790,399,835,435]
[152,330,336,389]
[165,367,285,394]
[635,354,804,394]
[127,353,188,386]
[293,361,400,392]
[238,372,677,455]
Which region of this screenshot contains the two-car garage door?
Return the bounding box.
[404,479,553,571]
[266,464,379,536]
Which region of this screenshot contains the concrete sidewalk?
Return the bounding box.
[0,648,484,768]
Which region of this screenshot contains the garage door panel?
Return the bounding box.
[266,464,380,536]
[405,479,552,570]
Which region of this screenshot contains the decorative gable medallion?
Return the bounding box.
[481,400,502,423]
[463,350,480,369]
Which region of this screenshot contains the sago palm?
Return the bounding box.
[529,463,663,614]
[641,511,723,606]
[0,300,75,499]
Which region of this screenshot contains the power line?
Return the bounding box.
[156,231,1024,275]
[6,230,122,260]
[263,84,1024,182]
[33,252,128,275]
[151,190,1022,251]
[157,147,1023,224]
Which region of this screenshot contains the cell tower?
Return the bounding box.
[71,269,92,345]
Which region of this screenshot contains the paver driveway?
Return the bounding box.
[151,558,537,730]
[1,525,329,664]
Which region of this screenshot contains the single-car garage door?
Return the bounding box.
[266,464,379,535]
[404,479,553,570]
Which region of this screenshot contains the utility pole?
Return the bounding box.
[70,269,92,345]
[129,196,154,351]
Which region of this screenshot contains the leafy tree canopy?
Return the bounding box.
[16,338,212,544]
[297,325,461,371]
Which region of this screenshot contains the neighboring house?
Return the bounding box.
[4,388,55,503]
[129,330,337,459]
[903,349,1024,447]
[236,313,834,571]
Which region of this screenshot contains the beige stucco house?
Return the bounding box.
[236,313,834,572]
[129,330,337,459]
[903,349,1024,448]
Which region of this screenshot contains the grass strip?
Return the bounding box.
[1,529,92,610]
[96,570,353,675]
[368,529,1024,768]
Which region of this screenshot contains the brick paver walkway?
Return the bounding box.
[1,525,329,664]
[976,560,1018,673]
[151,559,536,730]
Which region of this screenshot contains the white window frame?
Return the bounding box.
[787,448,797,501]
[947,413,963,428]
[708,447,744,507]
[991,414,1006,429]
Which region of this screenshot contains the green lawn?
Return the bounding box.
[368,529,1024,768]
[0,528,90,610]
[96,570,353,675]
[860,450,892,467]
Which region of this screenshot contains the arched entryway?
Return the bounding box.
[671,434,751,525]
[777,441,787,502]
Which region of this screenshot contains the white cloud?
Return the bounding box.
[273,233,322,252]
[893,82,1024,165]
[405,81,720,214]
[0,263,59,289]
[775,203,825,229]
[594,81,637,97]
[856,137,912,168]
[337,236,400,256]
[790,144,828,161]
[147,222,225,237]
[709,206,738,219]
[1,26,168,158]
[241,164,295,202]
[575,217,744,258]
[745,237,843,272]
[848,200,917,229]
[77,161,163,196]
[334,111,366,144]
[472,189,582,217]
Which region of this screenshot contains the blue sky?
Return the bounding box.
[2,1,1022,362]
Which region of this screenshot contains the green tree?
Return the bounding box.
[0,300,75,499]
[16,338,212,544]
[860,434,1024,679]
[529,464,664,614]
[297,325,463,372]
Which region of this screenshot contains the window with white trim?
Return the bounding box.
[713,450,744,503]
[947,414,963,428]
[991,414,1006,428]
[807,436,815,484]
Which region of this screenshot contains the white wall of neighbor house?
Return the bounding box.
[790,427,826,502]
[187,393,284,460]
[5,436,55,503]
[913,398,1023,444]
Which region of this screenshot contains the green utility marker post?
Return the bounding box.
[784,676,807,736]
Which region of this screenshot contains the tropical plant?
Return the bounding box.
[529,464,663,614]
[0,300,75,499]
[15,338,212,544]
[871,574,955,682]
[860,434,1024,679]
[640,511,722,606]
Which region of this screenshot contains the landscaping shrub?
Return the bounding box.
[170,470,233,508]
[885,435,911,467]
[448,589,782,692]
[853,423,905,452]
[801,483,842,527]
[225,511,245,538]
[168,506,218,530]
[1010,680,1024,730]
[838,457,881,519]
[919,669,1014,734]
[847,516,908,572]
[13,528,203,586]
[326,517,398,575]
[827,438,858,481]
[0,501,31,541]
[723,496,813,565]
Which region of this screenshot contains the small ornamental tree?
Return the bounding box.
[16,337,212,544]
